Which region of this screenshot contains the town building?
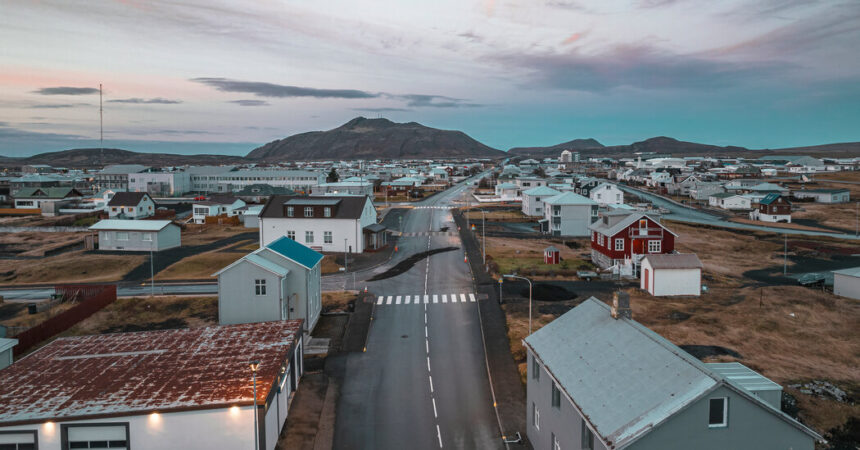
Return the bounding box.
[311,181,374,196]
[128,170,191,197]
[0,321,304,450]
[540,192,598,237]
[258,195,379,253]
[708,193,752,210]
[689,182,725,201]
[13,187,83,210]
[93,164,148,191]
[191,169,324,194]
[640,253,703,296]
[792,188,850,203]
[523,294,821,450]
[589,212,676,274]
[749,194,792,223]
[833,266,860,300]
[107,192,156,219]
[215,236,322,335]
[90,219,181,252]
[0,338,16,370]
[494,182,520,201]
[192,195,247,224]
[521,186,561,217]
[589,183,624,206]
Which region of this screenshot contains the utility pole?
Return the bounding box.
[482,209,486,264]
[856,201,858,237]
[783,234,787,275]
[344,238,348,272]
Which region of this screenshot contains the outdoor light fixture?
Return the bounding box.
[503,274,533,335]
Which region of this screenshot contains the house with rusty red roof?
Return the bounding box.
[0,320,303,450]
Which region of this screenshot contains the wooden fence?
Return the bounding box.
[12,284,117,357]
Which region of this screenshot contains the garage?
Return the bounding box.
[63,424,129,450]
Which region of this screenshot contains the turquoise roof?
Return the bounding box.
[266,235,324,269]
[522,186,561,196]
[543,191,596,205]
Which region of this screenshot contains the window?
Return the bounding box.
[532,402,540,430]
[324,231,332,244]
[532,355,540,380]
[551,382,561,408]
[324,207,331,217]
[614,238,624,251]
[287,206,294,217]
[597,234,604,246]
[255,279,266,296]
[305,231,314,243]
[553,433,561,450]
[648,240,661,253]
[287,230,295,240]
[581,419,594,450]
[116,232,128,241]
[708,397,728,427]
[304,207,313,217]
[142,233,152,242]
[592,231,596,242]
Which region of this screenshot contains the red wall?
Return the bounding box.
[591,216,675,260]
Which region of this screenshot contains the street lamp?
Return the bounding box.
[249,360,261,450]
[344,238,348,272]
[503,274,533,335]
[480,209,486,264]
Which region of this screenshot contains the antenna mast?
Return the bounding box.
[99,83,104,164]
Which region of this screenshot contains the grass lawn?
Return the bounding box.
[322,291,357,313]
[501,222,860,438]
[0,250,146,285]
[64,296,218,336]
[155,247,245,280]
[483,236,592,278]
[181,225,250,246]
[320,255,343,275]
[463,209,530,221]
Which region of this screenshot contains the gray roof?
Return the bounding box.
[589,212,676,238]
[642,253,703,269]
[706,362,782,392]
[100,164,149,174]
[89,219,175,231]
[522,186,561,196]
[832,266,860,277]
[524,298,822,447]
[543,191,596,206]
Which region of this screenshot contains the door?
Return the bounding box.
[644,268,650,292]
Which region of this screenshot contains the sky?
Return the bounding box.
[1,0,859,156]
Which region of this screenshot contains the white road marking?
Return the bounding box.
[386,296,393,305]
[432,397,438,418]
[377,296,383,305]
[460,293,467,303]
[427,356,431,371]
[441,294,447,303]
[429,375,434,392]
[426,339,429,353]
[433,294,438,304]
[425,324,428,337]
[405,295,411,304]
[424,295,430,304]
[469,293,476,302]
[436,425,443,448]
[395,295,402,305]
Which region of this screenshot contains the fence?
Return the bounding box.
[0,208,40,216]
[12,284,117,357]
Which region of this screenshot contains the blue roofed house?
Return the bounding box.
[523,293,821,450]
[522,186,561,217]
[214,236,323,335]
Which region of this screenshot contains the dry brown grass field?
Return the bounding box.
[154,246,246,280]
[483,236,592,278]
[792,202,858,233]
[181,225,250,246]
[64,296,218,336]
[0,250,146,285]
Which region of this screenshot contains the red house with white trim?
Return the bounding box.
[588,211,677,275]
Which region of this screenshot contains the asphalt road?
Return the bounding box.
[333,175,503,449]
[619,184,860,240]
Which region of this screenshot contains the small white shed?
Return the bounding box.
[641,253,703,296]
[833,266,860,300]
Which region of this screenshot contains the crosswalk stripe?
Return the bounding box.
[452,293,458,303]
[460,293,467,303]
[424,295,429,304]
[442,294,447,303]
[405,295,411,304]
[377,296,383,305]
[375,293,476,306]
[433,295,438,304]
[469,293,476,302]
[395,295,401,305]
[386,296,393,305]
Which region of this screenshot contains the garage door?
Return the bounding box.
[66,424,128,450]
[0,431,36,450]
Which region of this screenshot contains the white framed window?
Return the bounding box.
[286,206,294,217]
[708,397,728,427]
[304,207,313,217]
[553,433,561,450]
[117,232,129,241]
[324,231,332,244]
[614,238,624,251]
[255,279,266,296]
[324,207,331,217]
[597,234,603,246]
[551,382,561,409]
[142,233,152,242]
[581,419,594,450]
[648,240,661,253]
[532,355,540,380]
[532,402,540,430]
[305,231,314,243]
[287,230,295,240]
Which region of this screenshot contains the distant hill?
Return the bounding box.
[603,136,749,156]
[246,117,506,161]
[0,148,245,168]
[508,138,604,158]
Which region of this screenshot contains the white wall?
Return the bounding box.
[834,273,860,300]
[641,263,701,296]
[0,406,256,450]
[260,218,363,253]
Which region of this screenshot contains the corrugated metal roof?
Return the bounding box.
[266,236,324,269]
[0,321,302,425]
[524,298,717,447]
[642,253,703,269]
[544,191,596,206]
[522,186,561,196]
[89,219,174,231]
[706,362,782,392]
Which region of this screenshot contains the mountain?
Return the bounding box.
[3,148,246,168]
[508,138,604,158]
[246,117,506,161]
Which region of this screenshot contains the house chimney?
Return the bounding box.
[611,291,632,320]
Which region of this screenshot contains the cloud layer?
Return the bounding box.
[192,77,378,99]
[107,97,183,104]
[33,87,99,95]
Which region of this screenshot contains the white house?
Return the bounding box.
[541,192,598,237]
[0,321,304,450]
[258,195,379,253]
[792,189,850,203]
[90,219,181,252]
[0,338,16,370]
[708,193,752,210]
[640,253,703,296]
[192,195,247,224]
[495,182,520,201]
[521,186,561,217]
[107,192,156,219]
[589,182,624,206]
[833,266,860,300]
[214,236,323,335]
